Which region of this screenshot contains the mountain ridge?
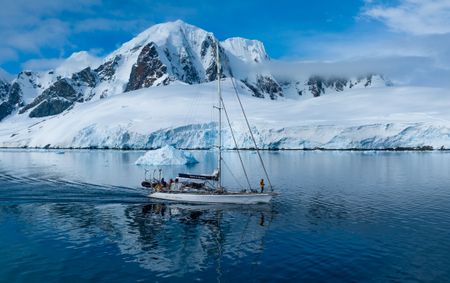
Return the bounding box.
[0,20,389,122]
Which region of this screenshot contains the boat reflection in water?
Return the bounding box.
[10,200,275,278]
[128,202,274,276]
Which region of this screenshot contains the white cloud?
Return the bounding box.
[363,0,450,35]
[55,51,102,76]
[0,67,13,81]
[22,51,102,75]
[6,19,70,53]
[0,48,18,63]
[269,1,450,87]
[21,58,65,71]
[0,0,99,64]
[268,55,450,87]
[73,18,152,33]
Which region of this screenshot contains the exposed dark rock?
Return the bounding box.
[355,74,379,87]
[8,83,23,105]
[125,42,168,91]
[200,35,214,58]
[0,101,13,121]
[295,82,303,95]
[242,76,283,99]
[256,75,283,99]
[29,98,73,118]
[95,55,121,81]
[179,48,200,84]
[307,76,326,97]
[364,75,372,87]
[0,81,25,121]
[203,40,231,82]
[331,78,348,92]
[41,79,77,102]
[205,59,219,82]
[20,79,78,117]
[307,76,349,97]
[242,80,264,98]
[0,80,10,101]
[205,46,229,82]
[72,67,97,87]
[16,71,43,89]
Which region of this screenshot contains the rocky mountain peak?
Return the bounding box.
[0,21,391,121]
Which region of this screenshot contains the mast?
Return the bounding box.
[216,42,222,190]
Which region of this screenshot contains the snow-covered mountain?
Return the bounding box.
[4,20,437,151]
[0,20,387,122]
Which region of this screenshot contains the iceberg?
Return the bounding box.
[135,145,198,166]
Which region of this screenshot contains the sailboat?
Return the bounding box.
[143,42,274,204]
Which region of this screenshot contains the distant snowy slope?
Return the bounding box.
[0,79,448,150]
[221,37,269,64]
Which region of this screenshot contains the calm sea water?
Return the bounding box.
[0,149,450,282]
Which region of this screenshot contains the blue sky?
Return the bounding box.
[1,0,450,86]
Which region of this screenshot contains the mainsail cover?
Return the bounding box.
[178,173,218,181]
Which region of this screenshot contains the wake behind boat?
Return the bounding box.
[141,41,275,204]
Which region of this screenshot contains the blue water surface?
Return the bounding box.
[0,149,449,282]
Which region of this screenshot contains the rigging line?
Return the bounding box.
[221,159,244,191]
[230,77,273,191]
[216,41,222,190]
[181,90,201,127]
[220,96,252,191]
[236,211,254,258]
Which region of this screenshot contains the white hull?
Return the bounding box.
[149,192,272,204]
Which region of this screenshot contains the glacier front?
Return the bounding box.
[0,79,449,150]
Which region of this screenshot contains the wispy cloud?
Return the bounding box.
[0,48,18,63]
[21,58,65,72]
[6,19,70,53]
[363,0,450,35]
[0,0,99,64]
[0,0,152,68]
[268,55,450,86]
[0,67,13,81]
[271,0,450,87]
[22,51,102,75]
[73,18,152,33]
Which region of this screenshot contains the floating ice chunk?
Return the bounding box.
[135,145,198,165]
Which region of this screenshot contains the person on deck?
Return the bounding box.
[260,179,265,193]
